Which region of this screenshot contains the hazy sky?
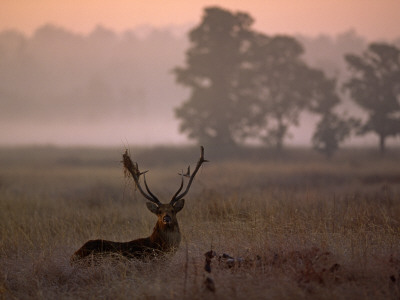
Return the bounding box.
[1,0,400,40]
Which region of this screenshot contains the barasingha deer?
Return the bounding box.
[71,146,207,263]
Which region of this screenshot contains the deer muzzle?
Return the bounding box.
[162,215,172,225]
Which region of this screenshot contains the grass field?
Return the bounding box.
[0,146,399,299]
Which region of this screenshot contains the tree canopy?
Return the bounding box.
[175,7,341,151]
[344,43,400,154]
[241,35,337,150]
[174,7,255,147]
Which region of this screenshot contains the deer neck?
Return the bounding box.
[150,221,181,251]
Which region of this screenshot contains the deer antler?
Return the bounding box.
[123,150,161,205]
[171,146,208,204]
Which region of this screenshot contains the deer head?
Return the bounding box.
[122,146,208,231]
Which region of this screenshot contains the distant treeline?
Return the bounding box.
[2,21,397,123]
[0,24,188,123]
[0,7,399,152]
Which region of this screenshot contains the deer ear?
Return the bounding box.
[146,202,159,214]
[173,198,185,213]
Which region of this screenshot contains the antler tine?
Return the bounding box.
[171,173,184,201]
[178,166,190,177]
[171,146,208,204]
[143,173,160,203]
[123,150,160,205]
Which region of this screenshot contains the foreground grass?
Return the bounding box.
[0,146,399,299]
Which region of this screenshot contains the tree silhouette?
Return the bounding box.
[241,35,334,151]
[312,112,359,158]
[175,6,367,152]
[309,75,359,158]
[344,43,400,154]
[174,7,255,147]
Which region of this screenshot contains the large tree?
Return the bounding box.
[239,34,335,151]
[175,6,354,152]
[344,43,400,154]
[308,76,359,158]
[174,7,255,147]
[312,112,358,159]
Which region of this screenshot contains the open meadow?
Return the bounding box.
[0,146,400,299]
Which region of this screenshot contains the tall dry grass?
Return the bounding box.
[0,146,399,299]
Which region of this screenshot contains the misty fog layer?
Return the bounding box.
[0,25,189,145]
[0,24,398,146]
